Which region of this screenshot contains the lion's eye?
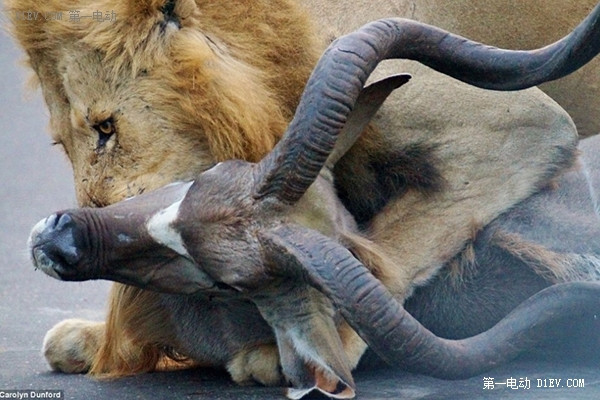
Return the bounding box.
[97,119,114,135]
[93,118,116,148]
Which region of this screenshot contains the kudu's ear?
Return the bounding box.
[257,229,356,399]
[327,74,411,168]
[268,304,356,400]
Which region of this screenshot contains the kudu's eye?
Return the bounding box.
[93,118,116,148]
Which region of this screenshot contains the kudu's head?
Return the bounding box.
[29,5,600,399]
[27,72,409,295]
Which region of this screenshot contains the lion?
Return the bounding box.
[7,0,593,387]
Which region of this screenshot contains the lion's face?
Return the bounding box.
[51,47,214,207]
[8,0,319,208]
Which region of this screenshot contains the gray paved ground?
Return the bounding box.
[1,19,599,400]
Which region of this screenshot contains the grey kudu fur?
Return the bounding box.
[29,8,600,398]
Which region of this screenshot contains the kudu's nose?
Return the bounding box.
[43,213,81,265]
[29,212,83,279]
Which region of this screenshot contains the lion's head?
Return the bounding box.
[7,0,320,206]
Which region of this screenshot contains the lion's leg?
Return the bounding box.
[43,283,188,377]
[43,318,104,373]
[226,321,366,387]
[227,343,282,386]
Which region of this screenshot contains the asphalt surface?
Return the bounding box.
[1,20,599,400]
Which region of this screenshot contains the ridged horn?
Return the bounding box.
[253,4,600,204]
[260,224,600,378]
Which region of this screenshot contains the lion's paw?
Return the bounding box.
[227,344,282,386]
[42,319,104,374]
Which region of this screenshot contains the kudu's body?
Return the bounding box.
[29,11,600,398]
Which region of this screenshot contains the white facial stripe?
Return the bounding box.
[203,162,223,176]
[163,180,188,189]
[147,183,193,258]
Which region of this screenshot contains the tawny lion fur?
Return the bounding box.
[6,0,590,385]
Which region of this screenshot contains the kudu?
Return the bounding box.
[29,10,600,399]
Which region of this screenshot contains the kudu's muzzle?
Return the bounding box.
[28,181,220,294]
[29,212,84,280]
